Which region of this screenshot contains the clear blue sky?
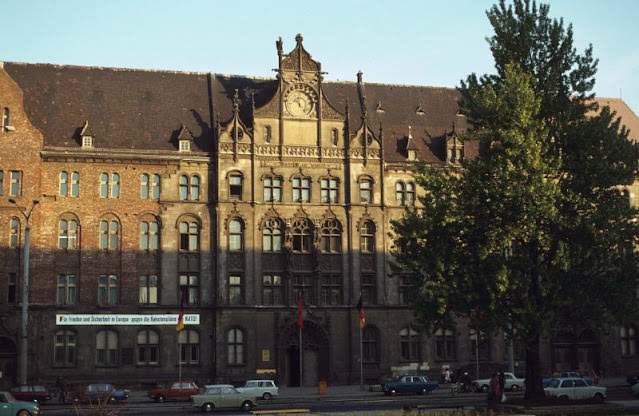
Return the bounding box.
[4,0,638,115]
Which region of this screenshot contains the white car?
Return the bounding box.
[236,380,279,400]
[472,372,525,392]
[544,377,606,402]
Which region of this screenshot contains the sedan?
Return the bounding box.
[544,377,606,402]
[0,391,40,415]
[191,384,257,412]
[9,386,52,404]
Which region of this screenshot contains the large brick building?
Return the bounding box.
[0,35,637,388]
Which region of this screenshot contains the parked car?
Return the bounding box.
[70,383,129,403]
[382,375,439,396]
[542,371,595,387]
[148,380,204,403]
[0,391,41,415]
[192,384,257,412]
[631,381,639,397]
[236,380,279,400]
[9,385,52,403]
[472,372,525,392]
[544,377,606,402]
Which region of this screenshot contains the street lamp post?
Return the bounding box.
[9,198,39,386]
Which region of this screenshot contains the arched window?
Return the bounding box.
[179,220,199,252]
[59,171,69,196]
[321,218,341,253]
[179,175,189,200]
[229,219,244,252]
[227,328,244,365]
[190,175,200,201]
[59,218,79,250]
[54,330,76,367]
[360,221,375,253]
[400,326,421,361]
[137,329,159,365]
[70,171,80,197]
[396,181,415,206]
[99,219,119,250]
[179,330,200,364]
[405,182,415,206]
[140,219,159,250]
[292,218,312,253]
[359,177,373,203]
[111,173,120,198]
[100,173,109,198]
[140,174,149,198]
[151,174,161,199]
[96,330,118,366]
[396,182,405,206]
[262,218,282,253]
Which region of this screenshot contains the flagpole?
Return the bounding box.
[178,338,182,384]
[299,327,303,387]
[359,325,363,390]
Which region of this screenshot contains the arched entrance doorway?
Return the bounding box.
[0,337,17,388]
[282,320,329,387]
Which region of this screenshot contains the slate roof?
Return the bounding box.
[2,61,474,163]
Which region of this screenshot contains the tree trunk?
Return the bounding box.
[524,331,545,400]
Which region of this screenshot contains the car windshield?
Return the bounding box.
[548,379,560,388]
[34,386,47,392]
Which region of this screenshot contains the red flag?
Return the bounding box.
[356,295,366,329]
[472,306,483,326]
[297,293,304,330]
[176,290,185,332]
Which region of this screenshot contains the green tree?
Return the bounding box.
[392,0,639,400]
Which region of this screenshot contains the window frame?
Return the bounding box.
[179,329,200,365]
[292,176,311,203]
[320,177,339,204]
[98,274,118,307]
[227,328,245,366]
[137,329,160,366]
[95,330,118,366]
[139,275,158,305]
[359,177,373,204]
[229,173,243,200]
[56,274,77,306]
[54,329,77,367]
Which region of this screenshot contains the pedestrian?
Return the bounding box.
[487,373,500,412]
[444,368,451,384]
[498,369,506,402]
[55,376,63,400]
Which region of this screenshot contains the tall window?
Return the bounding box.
[262,274,282,305]
[320,218,341,253]
[292,176,310,202]
[396,181,415,206]
[190,176,200,201]
[362,327,379,363]
[179,274,199,305]
[96,330,118,365]
[228,275,243,305]
[137,329,159,365]
[359,177,373,203]
[621,326,637,356]
[179,175,188,200]
[400,327,422,361]
[56,274,77,306]
[59,171,79,197]
[151,174,160,199]
[320,274,342,305]
[360,221,375,253]
[8,273,16,303]
[331,128,339,146]
[320,177,339,203]
[179,174,200,200]
[140,174,149,199]
[264,125,272,143]
[227,328,244,365]
[99,219,119,250]
[60,171,69,196]
[139,275,158,305]
[100,173,119,198]
[9,217,19,249]
[98,274,118,306]
[58,219,78,250]
[70,172,80,197]
[179,221,199,252]
[361,274,376,305]
[435,328,457,361]
[9,171,20,196]
[229,219,244,252]
[470,329,490,361]
[179,330,200,364]
[54,330,76,367]
[262,219,282,253]
[229,173,243,200]
[140,220,159,250]
[399,275,414,305]
[291,218,312,253]
[264,175,282,202]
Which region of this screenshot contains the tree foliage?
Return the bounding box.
[392,0,639,400]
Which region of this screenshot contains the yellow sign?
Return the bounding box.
[261,349,270,362]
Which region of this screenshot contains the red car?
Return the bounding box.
[9,385,52,403]
[148,381,203,402]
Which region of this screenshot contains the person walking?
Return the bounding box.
[487,373,500,412]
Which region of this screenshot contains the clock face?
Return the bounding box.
[286,89,314,117]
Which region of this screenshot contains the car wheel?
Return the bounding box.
[202,402,214,412]
[559,395,570,403]
[241,400,253,412]
[155,394,166,403]
[390,388,398,396]
[263,392,272,400]
[594,393,605,403]
[17,411,30,416]
[511,384,519,392]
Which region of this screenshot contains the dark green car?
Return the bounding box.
[0,391,40,416]
[191,384,256,412]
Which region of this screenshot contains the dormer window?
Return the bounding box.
[82,136,93,148]
[179,140,191,152]
[80,120,94,148]
[407,149,417,161]
[177,124,194,152]
[2,108,12,132]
